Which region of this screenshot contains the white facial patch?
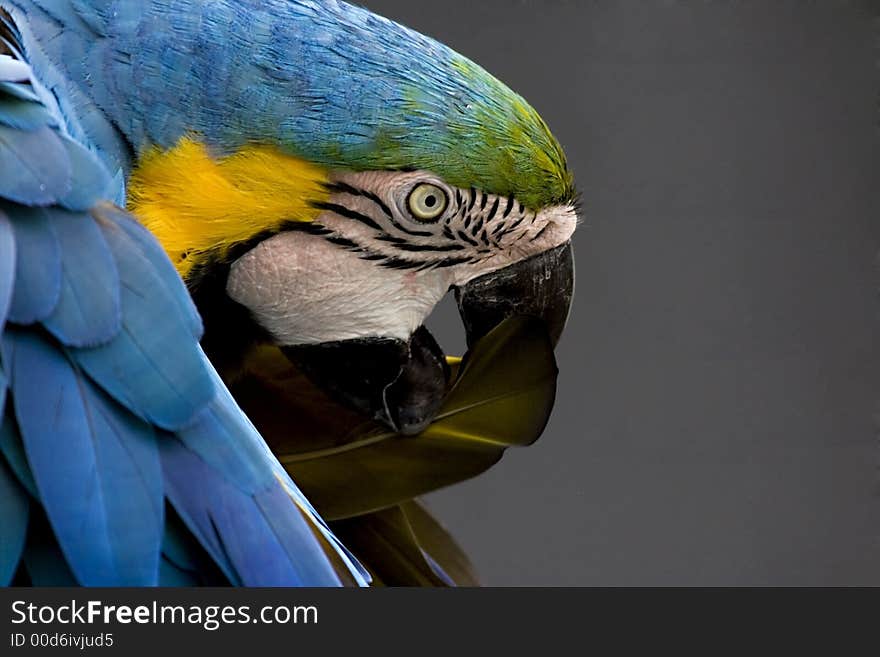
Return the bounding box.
[226,229,453,345]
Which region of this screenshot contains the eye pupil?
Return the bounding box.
[407,183,448,221]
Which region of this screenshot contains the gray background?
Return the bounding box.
[360,0,880,585]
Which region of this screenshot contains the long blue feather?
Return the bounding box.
[254,483,351,586]
[0,209,14,330]
[41,207,120,347]
[84,385,164,584]
[0,456,29,584]
[6,204,62,324]
[93,203,202,340]
[159,438,239,584]
[203,475,310,586]
[72,215,213,430]
[6,328,163,585]
[177,396,274,494]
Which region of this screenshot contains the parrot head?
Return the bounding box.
[126,0,577,436]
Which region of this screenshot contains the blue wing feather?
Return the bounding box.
[41,207,121,348]
[159,439,240,584]
[98,204,202,338]
[209,483,312,587]
[85,385,164,585]
[254,483,354,585]
[72,212,213,430]
[177,395,274,494]
[5,204,62,324]
[0,209,14,330]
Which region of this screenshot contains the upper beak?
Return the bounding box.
[454,241,574,348]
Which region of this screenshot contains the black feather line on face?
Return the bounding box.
[502,195,515,218]
[324,181,395,219]
[486,196,500,222]
[392,242,466,253]
[457,230,479,247]
[467,187,478,212]
[309,200,383,231]
[376,234,410,244]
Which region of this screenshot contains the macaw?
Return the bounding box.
[0,0,576,586]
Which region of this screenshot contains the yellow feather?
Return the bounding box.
[127,137,330,278]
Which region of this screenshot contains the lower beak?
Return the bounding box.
[454,241,575,348]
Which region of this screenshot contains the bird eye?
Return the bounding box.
[407,183,448,221]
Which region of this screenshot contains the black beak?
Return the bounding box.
[454,241,574,348]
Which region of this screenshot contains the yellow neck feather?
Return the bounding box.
[127,137,330,279]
